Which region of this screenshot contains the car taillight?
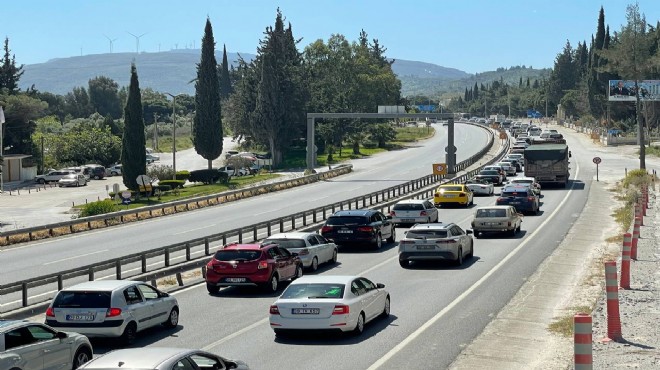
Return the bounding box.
[497,197,504,202]
[321,226,333,233]
[528,196,535,201]
[298,248,309,255]
[390,211,396,216]
[436,239,457,244]
[508,222,512,226]
[332,305,350,315]
[399,240,414,245]
[459,192,466,197]
[420,211,427,216]
[434,193,440,197]
[258,261,269,269]
[269,305,280,315]
[357,226,374,233]
[46,307,55,317]
[106,308,122,317]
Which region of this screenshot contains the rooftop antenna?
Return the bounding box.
[104,35,118,53]
[127,31,147,53]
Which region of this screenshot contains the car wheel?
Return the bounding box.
[72,346,92,369]
[455,247,464,266]
[380,296,391,318]
[163,307,179,328]
[293,264,303,280]
[265,274,279,293]
[206,283,220,294]
[120,322,137,345]
[509,228,516,236]
[310,257,319,272]
[331,248,338,264]
[373,234,382,249]
[467,242,474,258]
[474,230,481,239]
[399,259,410,268]
[387,228,395,243]
[37,178,46,184]
[353,312,365,336]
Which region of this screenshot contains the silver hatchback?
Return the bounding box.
[45,280,179,345]
[79,347,250,370]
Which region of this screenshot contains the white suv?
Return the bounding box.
[45,280,179,345]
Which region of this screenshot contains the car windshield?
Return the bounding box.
[326,216,368,226]
[406,229,448,238]
[263,238,306,249]
[281,283,345,299]
[476,209,507,218]
[440,186,463,192]
[393,203,424,210]
[52,291,111,308]
[214,250,261,261]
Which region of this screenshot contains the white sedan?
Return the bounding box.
[464,178,494,196]
[269,275,390,336]
[390,199,439,225]
[263,232,338,272]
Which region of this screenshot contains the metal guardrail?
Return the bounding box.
[0,124,508,314]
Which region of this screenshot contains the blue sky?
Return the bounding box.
[3,1,658,74]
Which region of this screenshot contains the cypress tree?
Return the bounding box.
[193,17,223,170]
[121,63,146,190]
[219,44,233,100]
[0,37,24,94]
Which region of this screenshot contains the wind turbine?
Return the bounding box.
[127,31,147,53]
[104,35,117,53]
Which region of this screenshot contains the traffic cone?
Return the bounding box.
[620,233,631,289]
[603,261,623,342]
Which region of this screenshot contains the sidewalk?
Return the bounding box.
[449,122,659,369]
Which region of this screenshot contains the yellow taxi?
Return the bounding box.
[433,184,474,207]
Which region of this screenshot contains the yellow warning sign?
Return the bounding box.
[432,163,447,175]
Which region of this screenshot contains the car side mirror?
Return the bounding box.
[56,331,68,339]
[376,283,385,289]
[569,151,572,158]
[386,215,392,220]
[291,252,299,257]
[466,229,473,234]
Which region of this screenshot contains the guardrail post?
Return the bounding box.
[22,283,28,307]
[302,211,307,226]
[348,201,352,210]
[291,215,296,229]
[323,207,327,219]
[280,218,284,232]
[238,231,243,244]
[186,243,191,261]
[57,275,63,291]
[88,267,94,281]
[115,260,122,279]
[313,209,317,223]
[204,238,210,255]
[165,249,171,267]
[267,223,272,236]
[362,197,366,208]
[176,272,183,286]
[253,226,258,241]
[141,255,147,273]
[222,234,227,246]
[201,265,207,279]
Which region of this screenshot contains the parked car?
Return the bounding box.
[471,205,523,238]
[433,184,474,207]
[398,223,474,267]
[269,275,390,336]
[107,164,122,176]
[262,232,338,272]
[205,242,304,294]
[474,170,503,185]
[58,173,87,187]
[35,169,76,184]
[0,319,93,370]
[85,164,106,180]
[45,280,179,345]
[464,178,494,196]
[224,150,239,159]
[496,185,540,215]
[389,199,439,225]
[78,347,250,370]
[217,165,248,177]
[65,166,92,182]
[320,209,395,250]
[146,153,160,164]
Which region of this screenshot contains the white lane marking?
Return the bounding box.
[173,225,215,235]
[43,249,109,265]
[366,162,580,370]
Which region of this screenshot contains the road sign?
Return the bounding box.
[593,157,602,164]
[432,163,447,175]
[499,131,507,140]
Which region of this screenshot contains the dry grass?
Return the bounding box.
[548,305,595,337]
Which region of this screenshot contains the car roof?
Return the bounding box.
[331,209,375,217]
[222,243,266,250]
[410,222,452,230]
[395,199,428,204]
[289,275,363,285]
[476,205,513,210]
[438,183,464,187]
[82,348,196,368]
[63,280,140,291]
[511,177,535,181]
[0,319,30,332]
[265,232,315,239]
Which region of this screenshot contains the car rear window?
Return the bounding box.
[406,229,448,238]
[480,170,499,175]
[281,283,345,299]
[476,209,507,218]
[52,291,111,308]
[214,250,261,261]
[502,190,529,197]
[440,186,463,192]
[326,216,368,226]
[393,203,424,211]
[512,180,533,185]
[263,238,306,249]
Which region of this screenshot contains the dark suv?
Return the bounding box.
[205,242,303,294]
[320,209,395,249]
[496,185,540,215]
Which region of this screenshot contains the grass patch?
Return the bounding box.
[644,145,660,157]
[394,126,435,142]
[156,134,194,153]
[548,305,595,337]
[605,235,623,243]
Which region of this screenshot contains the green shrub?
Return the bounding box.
[147,164,175,181]
[175,170,190,181]
[158,179,185,189]
[154,184,172,192]
[79,199,119,217]
[189,169,228,184]
[623,169,650,188]
[363,141,378,149]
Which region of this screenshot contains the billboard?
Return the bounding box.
[609,80,660,101]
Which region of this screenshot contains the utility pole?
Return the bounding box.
[153,113,159,151]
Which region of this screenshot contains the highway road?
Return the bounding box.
[0,123,489,286]
[82,130,597,370]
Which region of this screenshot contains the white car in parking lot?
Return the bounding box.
[263,232,338,272]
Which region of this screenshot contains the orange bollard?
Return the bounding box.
[620,233,631,289]
[632,216,641,260]
[641,190,648,215]
[635,203,643,226]
[574,313,593,370]
[603,261,623,342]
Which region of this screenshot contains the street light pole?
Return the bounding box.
[165,93,183,180]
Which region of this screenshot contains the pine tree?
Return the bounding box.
[193,17,223,170]
[121,63,146,190]
[0,38,24,94]
[219,44,233,100]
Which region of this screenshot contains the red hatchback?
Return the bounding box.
[205,242,303,294]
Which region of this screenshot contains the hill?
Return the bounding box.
[19,50,549,98]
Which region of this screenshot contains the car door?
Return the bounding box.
[375,212,392,240]
[268,247,290,279]
[122,285,152,331]
[276,247,296,278]
[27,324,71,370]
[356,278,380,321]
[306,234,321,262]
[314,234,333,262]
[424,201,437,222]
[138,283,170,328]
[451,226,469,256]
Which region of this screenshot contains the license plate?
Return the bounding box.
[510,202,520,205]
[401,219,415,222]
[225,277,246,283]
[337,230,353,234]
[66,314,95,321]
[443,194,456,198]
[292,308,320,314]
[417,245,435,250]
[487,222,500,226]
